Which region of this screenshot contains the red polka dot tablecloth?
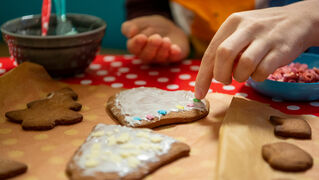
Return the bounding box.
[0,55,318,116]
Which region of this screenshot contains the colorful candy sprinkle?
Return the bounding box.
[133,117,142,121]
[193,98,201,102]
[187,103,194,107]
[146,114,155,120]
[176,105,184,110]
[157,110,167,115]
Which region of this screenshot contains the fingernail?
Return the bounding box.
[163,37,171,43]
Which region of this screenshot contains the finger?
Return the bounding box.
[155,37,171,63]
[121,21,139,38]
[140,26,158,37]
[233,39,272,82]
[169,44,182,62]
[139,34,163,62]
[213,28,253,85]
[195,15,241,99]
[127,34,148,55]
[251,50,284,81]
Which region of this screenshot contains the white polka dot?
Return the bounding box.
[272,98,283,102]
[80,79,92,85]
[306,114,317,118]
[132,59,142,64]
[118,67,130,73]
[96,70,108,76]
[124,54,134,59]
[111,83,123,88]
[89,64,101,70]
[287,105,300,111]
[212,79,220,83]
[190,65,199,71]
[134,80,146,85]
[170,68,180,72]
[103,56,115,62]
[111,61,122,67]
[140,65,149,70]
[208,89,213,93]
[0,69,6,74]
[235,92,248,97]
[223,85,235,91]
[0,63,2,67]
[13,61,17,66]
[179,74,191,80]
[103,76,116,82]
[126,74,137,79]
[189,81,195,87]
[310,102,319,107]
[75,73,85,78]
[182,60,192,65]
[157,77,169,83]
[149,71,159,76]
[167,84,179,90]
[244,82,250,87]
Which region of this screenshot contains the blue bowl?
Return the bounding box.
[248,53,319,101]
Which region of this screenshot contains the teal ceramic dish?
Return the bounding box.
[248,53,319,101]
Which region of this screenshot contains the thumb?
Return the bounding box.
[121,21,139,38]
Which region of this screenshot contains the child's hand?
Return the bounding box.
[121,15,190,63]
[195,0,319,99]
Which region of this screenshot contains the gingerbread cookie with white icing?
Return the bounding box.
[107,87,209,128]
[66,124,190,180]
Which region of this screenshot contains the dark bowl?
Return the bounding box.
[1,14,106,77]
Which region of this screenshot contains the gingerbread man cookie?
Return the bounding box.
[5,88,82,130]
[66,124,190,180]
[107,87,209,128]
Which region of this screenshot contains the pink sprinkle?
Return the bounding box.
[187,103,194,107]
[146,115,154,120]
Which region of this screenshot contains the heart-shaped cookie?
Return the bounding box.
[107,87,209,128]
[262,142,313,172]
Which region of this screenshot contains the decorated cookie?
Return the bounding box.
[0,158,27,179]
[5,88,83,130]
[66,124,190,180]
[270,116,311,139]
[262,142,313,172]
[107,87,209,128]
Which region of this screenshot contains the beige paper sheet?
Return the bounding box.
[0,62,231,180]
[216,97,319,180]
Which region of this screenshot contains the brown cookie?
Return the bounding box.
[5,87,82,130]
[66,124,190,180]
[262,142,313,172]
[107,87,209,128]
[0,158,27,179]
[270,116,311,139]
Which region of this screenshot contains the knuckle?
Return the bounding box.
[279,44,291,55]
[216,45,233,57]
[246,22,264,33]
[228,13,243,22]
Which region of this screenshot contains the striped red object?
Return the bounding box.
[41,0,51,36]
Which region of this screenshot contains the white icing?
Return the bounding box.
[73,124,176,177]
[114,87,207,126]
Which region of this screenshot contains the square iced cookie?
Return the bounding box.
[66,124,190,180]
